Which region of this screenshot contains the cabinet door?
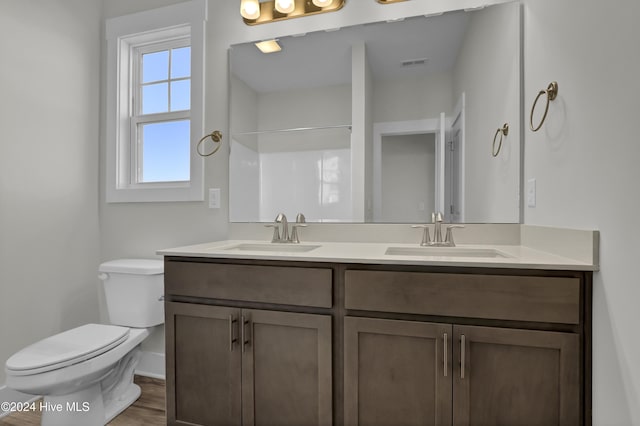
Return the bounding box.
[344,316,452,426]
[453,325,580,426]
[242,309,332,426]
[166,302,242,426]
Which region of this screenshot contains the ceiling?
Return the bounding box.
[230,9,471,93]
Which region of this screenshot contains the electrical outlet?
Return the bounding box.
[208,188,221,209]
[527,178,536,207]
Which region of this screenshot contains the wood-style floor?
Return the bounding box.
[0,376,165,426]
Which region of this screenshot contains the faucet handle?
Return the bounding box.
[264,223,281,243]
[412,225,432,246]
[444,225,465,246]
[290,224,307,243]
[287,213,307,243]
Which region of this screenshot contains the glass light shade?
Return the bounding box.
[240,0,260,20]
[275,0,295,14]
[312,0,333,6]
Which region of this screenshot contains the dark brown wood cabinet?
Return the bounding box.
[165,259,335,425]
[343,268,589,426]
[344,319,580,426]
[452,325,580,426]
[344,317,452,426]
[241,309,332,426]
[166,302,241,426]
[166,302,332,426]
[164,257,591,426]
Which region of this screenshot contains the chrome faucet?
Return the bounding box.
[412,212,464,247]
[265,213,307,243]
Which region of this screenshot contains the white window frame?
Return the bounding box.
[106,0,206,202]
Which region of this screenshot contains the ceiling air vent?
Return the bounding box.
[401,58,428,67]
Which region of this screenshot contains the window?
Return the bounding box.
[105,0,206,202]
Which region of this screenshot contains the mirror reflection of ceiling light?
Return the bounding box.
[255,39,282,54]
[241,0,345,26]
[275,0,295,14]
[240,0,260,20]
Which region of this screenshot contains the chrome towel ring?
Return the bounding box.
[492,123,509,157]
[196,130,223,157]
[530,81,558,132]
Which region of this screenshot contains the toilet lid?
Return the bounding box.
[5,324,130,375]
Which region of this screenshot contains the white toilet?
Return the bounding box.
[4,259,164,426]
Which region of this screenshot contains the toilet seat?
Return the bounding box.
[5,324,129,376]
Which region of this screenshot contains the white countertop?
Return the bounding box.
[157,239,597,271]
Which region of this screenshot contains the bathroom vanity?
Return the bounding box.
[159,240,595,426]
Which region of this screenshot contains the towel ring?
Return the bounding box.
[492,123,509,157]
[196,130,223,157]
[530,81,558,132]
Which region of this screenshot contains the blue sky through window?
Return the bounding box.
[171,47,190,78]
[142,50,169,83]
[141,120,190,182]
[139,45,191,183]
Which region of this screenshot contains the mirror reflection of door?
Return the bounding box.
[445,93,465,223]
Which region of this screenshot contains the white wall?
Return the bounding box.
[0,0,102,384]
[523,0,640,423]
[229,74,260,222]
[257,85,351,132]
[373,72,453,123]
[453,2,521,223]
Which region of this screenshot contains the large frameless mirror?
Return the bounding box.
[229,1,522,223]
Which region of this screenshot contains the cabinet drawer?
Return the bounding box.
[344,270,580,324]
[165,261,332,308]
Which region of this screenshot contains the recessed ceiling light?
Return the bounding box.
[255,39,282,53]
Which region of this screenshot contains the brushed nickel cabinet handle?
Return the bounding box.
[228,315,238,352]
[242,316,250,353]
[460,334,466,380]
[443,333,448,377]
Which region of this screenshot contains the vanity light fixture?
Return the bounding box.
[240,0,260,20]
[241,0,345,26]
[255,39,282,53]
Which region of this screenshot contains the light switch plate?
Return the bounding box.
[527,178,536,207]
[208,188,221,209]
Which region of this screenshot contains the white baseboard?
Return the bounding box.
[135,351,165,380]
[0,385,40,419]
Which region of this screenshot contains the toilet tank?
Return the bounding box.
[98,259,164,328]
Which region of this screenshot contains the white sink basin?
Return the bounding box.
[223,243,321,253]
[385,246,511,258]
